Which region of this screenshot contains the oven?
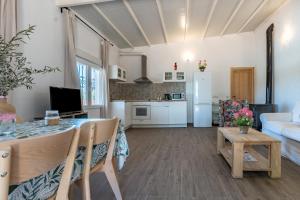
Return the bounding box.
[132,105,151,120]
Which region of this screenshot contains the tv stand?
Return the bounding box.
[60,111,88,119]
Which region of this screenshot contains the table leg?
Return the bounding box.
[217,130,225,154]
[269,142,281,178]
[232,142,244,178]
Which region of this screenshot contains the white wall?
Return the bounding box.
[254,0,300,112]
[120,32,257,122]
[13,0,119,121]
[13,0,65,121]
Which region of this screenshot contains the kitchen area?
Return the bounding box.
[108,53,213,130]
[109,55,188,129]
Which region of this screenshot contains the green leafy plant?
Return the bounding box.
[0,25,60,96]
[198,60,207,72]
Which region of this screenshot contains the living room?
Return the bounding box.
[1,0,300,199]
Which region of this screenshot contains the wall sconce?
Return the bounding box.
[182,51,194,62]
[281,24,294,46]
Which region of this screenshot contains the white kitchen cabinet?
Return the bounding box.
[109,101,131,129]
[109,65,127,82]
[163,71,186,82]
[169,101,187,125]
[151,104,169,124]
[111,101,187,128]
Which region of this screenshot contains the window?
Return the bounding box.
[76,57,103,107]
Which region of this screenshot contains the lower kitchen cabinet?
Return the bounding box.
[110,101,187,128]
[169,101,187,125]
[151,104,169,124]
[109,101,132,129]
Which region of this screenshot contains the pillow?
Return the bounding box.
[292,101,300,123]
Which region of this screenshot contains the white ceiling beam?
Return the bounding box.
[202,0,218,39]
[238,0,268,33]
[155,0,168,43]
[92,4,134,48]
[56,0,115,7]
[122,0,151,46]
[184,0,190,41]
[220,0,244,36]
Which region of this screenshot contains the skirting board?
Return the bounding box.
[131,124,187,128]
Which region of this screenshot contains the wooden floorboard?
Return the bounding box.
[71,127,300,200]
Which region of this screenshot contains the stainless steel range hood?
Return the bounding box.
[134,55,152,84]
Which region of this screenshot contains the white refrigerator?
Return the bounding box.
[193,72,212,127]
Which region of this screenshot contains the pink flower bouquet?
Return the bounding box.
[234,107,253,127]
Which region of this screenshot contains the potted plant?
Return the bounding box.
[234,107,253,134]
[198,60,207,72]
[0,25,59,131]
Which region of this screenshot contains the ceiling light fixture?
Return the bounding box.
[182,50,194,62]
[180,14,186,30]
[281,24,294,46]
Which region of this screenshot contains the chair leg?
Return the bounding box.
[104,162,122,200]
[74,178,91,200]
[82,175,91,200]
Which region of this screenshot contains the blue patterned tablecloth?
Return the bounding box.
[0,119,129,200]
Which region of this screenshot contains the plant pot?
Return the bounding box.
[0,96,16,114]
[199,67,206,72]
[239,126,249,134]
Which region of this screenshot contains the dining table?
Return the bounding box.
[0,118,129,200]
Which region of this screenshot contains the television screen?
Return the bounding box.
[50,87,82,114]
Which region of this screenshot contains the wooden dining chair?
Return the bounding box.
[0,126,80,200]
[76,117,122,200]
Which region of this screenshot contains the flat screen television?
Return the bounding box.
[50,86,82,114]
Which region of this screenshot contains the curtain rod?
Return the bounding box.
[61,7,114,47]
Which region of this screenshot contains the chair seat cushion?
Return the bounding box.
[282,125,300,142]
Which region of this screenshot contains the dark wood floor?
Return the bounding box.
[72,127,300,200]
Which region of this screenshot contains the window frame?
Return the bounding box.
[76,57,103,109]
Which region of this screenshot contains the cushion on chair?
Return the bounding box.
[218,99,248,127]
[282,126,300,142]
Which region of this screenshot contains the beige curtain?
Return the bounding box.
[63,9,80,89]
[0,0,17,103]
[0,0,17,42]
[100,40,110,118]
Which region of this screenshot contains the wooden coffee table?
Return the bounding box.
[217,127,281,178]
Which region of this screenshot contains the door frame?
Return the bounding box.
[230,67,255,103]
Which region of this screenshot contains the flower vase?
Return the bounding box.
[0,96,16,113]
[0,96,17,135]
[239,126,249,134]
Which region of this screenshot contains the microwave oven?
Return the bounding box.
[171,93,185,100]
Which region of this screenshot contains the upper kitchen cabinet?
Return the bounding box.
[163,71,185,82]
[109,65,127,82]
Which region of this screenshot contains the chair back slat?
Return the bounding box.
[0,126,76,185]
[94,118,119,145]
[78,118,119,146]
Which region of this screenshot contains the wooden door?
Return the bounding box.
[231,67,254,103]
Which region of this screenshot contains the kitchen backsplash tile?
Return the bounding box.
[110,81,186,100]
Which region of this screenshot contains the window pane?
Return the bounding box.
[76,62,88,106]
[91,67,101,105]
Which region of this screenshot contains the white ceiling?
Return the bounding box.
[70,0,286,49]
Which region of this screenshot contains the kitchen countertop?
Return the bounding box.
[111,99,187,102]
